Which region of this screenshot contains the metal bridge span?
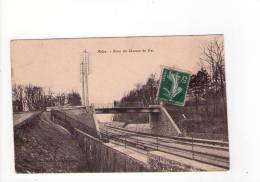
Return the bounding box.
[47,103,161,114]
[94,106,161,114]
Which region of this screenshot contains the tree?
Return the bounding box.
[12,84,71,112]
[56,93,66,106]
[114,74,158,122]
[200,39,226,120]
[200,39,225,98]
[23,85,45,111]
[146,74,158,105]
[12,84,24,112]
[189,68,210,114]
[67,91,82,106]
[120,73,158,106]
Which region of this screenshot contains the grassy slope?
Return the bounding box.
[14,112,87,173]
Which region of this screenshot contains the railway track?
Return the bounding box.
[48,110,230,169]
[100,124,229,169]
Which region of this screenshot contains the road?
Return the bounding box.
[13,111,41,126]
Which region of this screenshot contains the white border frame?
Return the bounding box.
[1,0,260,182]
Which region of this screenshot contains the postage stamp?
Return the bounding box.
[157,66,191,106]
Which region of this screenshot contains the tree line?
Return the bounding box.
[189,39,226,118]
[12,84,81,112]
[119,73,159,107]
[115,40,227,134]
[112,74,159,123]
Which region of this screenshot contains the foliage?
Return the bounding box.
[120,74,158,106]
[200,39,226,99]
[189,68,210,98]
[12,84,82,112]
[113,74,158,122]
[67,91,82,106]
[115,40,228,136]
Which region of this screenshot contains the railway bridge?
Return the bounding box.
[93,103,181,137]
[46,103,182,136]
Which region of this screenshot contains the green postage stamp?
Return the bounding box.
[157,66,191,106]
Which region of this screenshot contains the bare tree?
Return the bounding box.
[12,84,24,112]
[200,39,226,120]
[12,84,71,112]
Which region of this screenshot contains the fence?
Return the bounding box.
[185,132,229,141]
[94,102,146,109]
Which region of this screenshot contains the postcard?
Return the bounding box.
[11,35,229,173]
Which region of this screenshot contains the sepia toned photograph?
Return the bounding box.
[11,35,229,173]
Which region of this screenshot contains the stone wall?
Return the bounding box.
[147,151,200,172]
[147,151,224,172]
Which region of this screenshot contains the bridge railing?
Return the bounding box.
[93,102,146,109]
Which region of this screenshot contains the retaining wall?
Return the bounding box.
[51,110,150,172]
[147,151,224,172]
[74,128,150,172]
[51,109,99,138]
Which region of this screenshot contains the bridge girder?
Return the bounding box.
[95,107,161,114]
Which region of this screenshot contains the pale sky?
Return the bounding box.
[11,35,223,104]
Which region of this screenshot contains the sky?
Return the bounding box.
[11,35,224,104]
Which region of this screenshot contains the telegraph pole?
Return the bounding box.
[80,49,90,106]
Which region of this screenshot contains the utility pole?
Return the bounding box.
[80,49,90,106]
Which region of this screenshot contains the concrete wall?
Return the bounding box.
[51,108,99,138]
[51,109,149,172]
[149,105,182,137]
[74,128,150,172]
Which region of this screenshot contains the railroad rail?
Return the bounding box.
[46,110,230,170]
[104,124,229,147]
[100,124,229,169]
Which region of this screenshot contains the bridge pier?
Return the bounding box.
[149,105,182,136]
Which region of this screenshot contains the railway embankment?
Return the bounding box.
[14,112,87,173]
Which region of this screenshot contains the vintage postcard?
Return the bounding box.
[11,35,229,173]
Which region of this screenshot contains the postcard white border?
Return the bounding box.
[1,0,260,182]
